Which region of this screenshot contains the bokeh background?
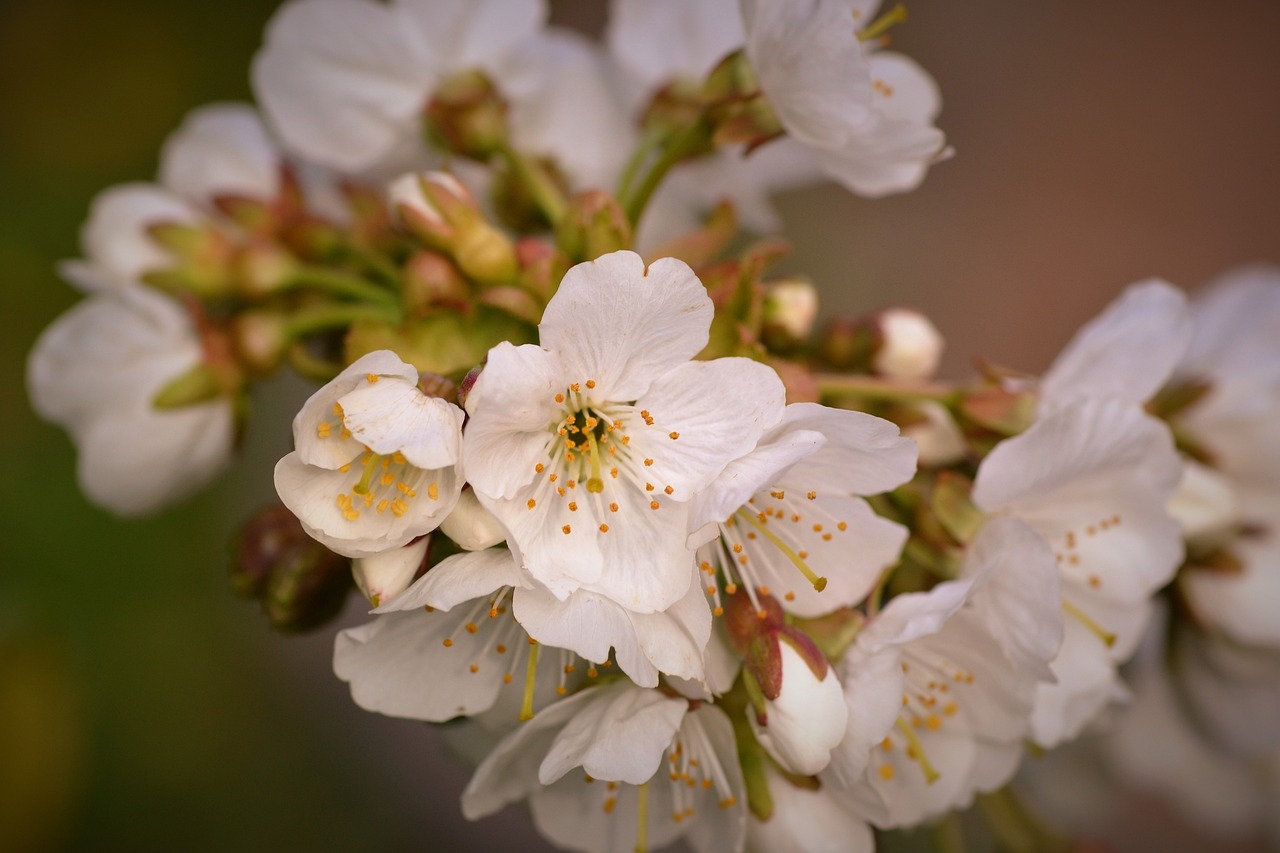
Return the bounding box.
[2,1,1277,851]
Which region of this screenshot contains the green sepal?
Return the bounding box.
[152,363,222,410]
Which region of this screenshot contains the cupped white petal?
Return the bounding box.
[854,578,971,654]
[292,350,418,469]
[773,403,918,496]
[439,488,508,551]
[748,763,875,853]
[159,102,281,201]
[397,0,547,73]
[375,546,523,613]
[538,252,714,401]
[866,52,941,125]
[337,379,465,470]
[1029,616,1130,748]
[1039,279,1191,415]
[251,0,435,171]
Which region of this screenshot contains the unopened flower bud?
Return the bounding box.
[352,538,428,607]
[748,633,847,776]
[403,250,470,314]
[555,190,633,262]
[423,69,510,161]
[874,308,944,380]
[152,363,226,410]
[458,365,483,415]
[389,172,457,247]
[141,222,236,297]
[439,489,507,551]
[390,172,517,285]
[903,402,967,467]
[453,221,518,285]
[232,505,353,631]
[761,279,818,352]
[819,316,879,370]
[516,238,569,301]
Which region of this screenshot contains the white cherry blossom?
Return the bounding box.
[462,681,746,853]
[691,403,916,619]
[274,350,465,558]
[972,399,1184,747]
[463,250,787,614]
[740,0,947,197]
[27,286,235,516]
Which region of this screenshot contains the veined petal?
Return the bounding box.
[338,380,465,470]
[1039,279,1191,415]
[159,102,281,201]
[538,252,713,401]
[252,0,434,171]
[539,682,687,785]
[462,342,564,500]
[630,358,786,498]
[580,486,698,612]
[293,350,418,469]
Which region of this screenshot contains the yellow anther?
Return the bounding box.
[879,764,896,781]
[599,523,609,533]
[528,498,537,509]
[562,524,572,534]
[365,373,379,383]
[555,393,565,403]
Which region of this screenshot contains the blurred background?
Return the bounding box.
[1,1,1276,851]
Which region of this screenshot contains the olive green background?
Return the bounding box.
[2,1,1276,851]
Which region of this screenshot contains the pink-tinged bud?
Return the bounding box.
[724,588,786,654]
[403,250,470,314]
[554,190,633,262]
[516,238,569,301]
[352,538,428,607]
[761,279,819,352]
[747,634,847,776]
[388,172,455,247]
[439,489,507,551]
[960,386,1036,436]
[416,371,458,402]
[423,70,510,161]
[391,172,517,284]
[874,308,944,380]
[819,316,879,370]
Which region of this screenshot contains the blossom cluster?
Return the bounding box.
[25,0,1280,850]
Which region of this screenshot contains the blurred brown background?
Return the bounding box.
[1,1,1276,851]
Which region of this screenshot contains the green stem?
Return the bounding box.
[976,787,1070,853]
[283,303,402,339]
[615,129,663,200]
[286,266,400,308]
[814,373,960,406]
[621,120,713,227]
[497,143,567,224]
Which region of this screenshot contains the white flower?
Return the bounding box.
[828,518,1061,827]
[350,537,427,605]
[335,548,572,721]
[972,399,1184,747]
[274,350,465,558]
[439,488,507,551]
[1037,278,1191,416]
[27,287,235,516]
[461,681,746,853]
[741,0,947,197]
[749,637,848,776]
[251,0,549,172]
[463,250,787,613]
[690,403,916,618]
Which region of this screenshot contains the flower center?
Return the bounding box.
[875,652,968,784]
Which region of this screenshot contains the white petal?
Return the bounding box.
[607,0,743,87]
[1030,617,1129,748]
[338,380,465,470]
[396,0,546,72]
[538,252,713,401]
[1182,526,1280,649]
[854,578,971,654]
[1039,279,1191,415]
[630,357,786,498]
[826,643,904,788]
[962,517,1063,681]
[374,546,522,613]
[159,102,281,201]
[251,0,433,171]
[81,183,201,284]
[1168,459,1242,545]
[462,342,564,500]
[867,52,941,125]
[973,400,1184,608]
[539,683,687,785]
[1176,626,1280,756]
[1182,263,1280,384]
[748,764,875,853]
[292,350,418,469]
[773,403,918,496]
[333,605,514,721]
